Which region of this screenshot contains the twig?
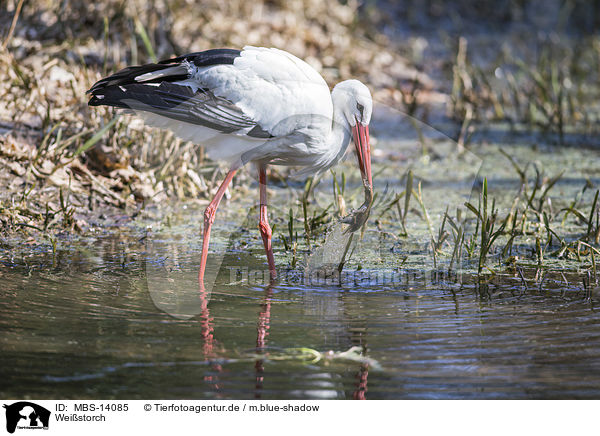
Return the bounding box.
[71,162,128,207]
[2,0,25,51]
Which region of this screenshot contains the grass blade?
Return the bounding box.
[72,116,118,158]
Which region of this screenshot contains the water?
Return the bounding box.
[2,114,600,399]
[1,223,599,400]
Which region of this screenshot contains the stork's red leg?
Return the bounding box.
[259,166,277,280]
[199,168,237,285]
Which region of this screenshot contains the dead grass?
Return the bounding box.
[0,0,428,237]
[448,33,600,141]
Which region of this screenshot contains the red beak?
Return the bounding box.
[352,118,372,189]
[340,117,373,233]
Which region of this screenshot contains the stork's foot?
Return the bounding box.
[259,220,277,280]
[258,165,277,281]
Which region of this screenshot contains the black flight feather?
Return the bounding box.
[87,48,273,138]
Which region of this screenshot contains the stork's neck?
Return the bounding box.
[324,93,352,168]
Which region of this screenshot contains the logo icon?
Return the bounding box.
[3,402,50,434]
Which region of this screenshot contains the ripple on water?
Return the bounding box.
[1,229,599,399]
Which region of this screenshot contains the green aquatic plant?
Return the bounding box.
[465,178,505,274]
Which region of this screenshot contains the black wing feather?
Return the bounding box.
[89,82,255,133]
[87,48,273,138]
[87,49,241,94]
[161,48,241,67]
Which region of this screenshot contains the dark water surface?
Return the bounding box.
[3,117,600,399]
[1,226,599,400]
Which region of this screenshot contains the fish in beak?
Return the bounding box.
[341,117,373,233]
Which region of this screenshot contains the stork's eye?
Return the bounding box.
[357,103,364,116]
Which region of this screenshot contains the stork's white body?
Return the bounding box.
[88,46,373,283]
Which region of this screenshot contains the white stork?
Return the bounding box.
[87,46,373,283]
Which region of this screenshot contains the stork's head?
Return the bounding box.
[332,79,373,189]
